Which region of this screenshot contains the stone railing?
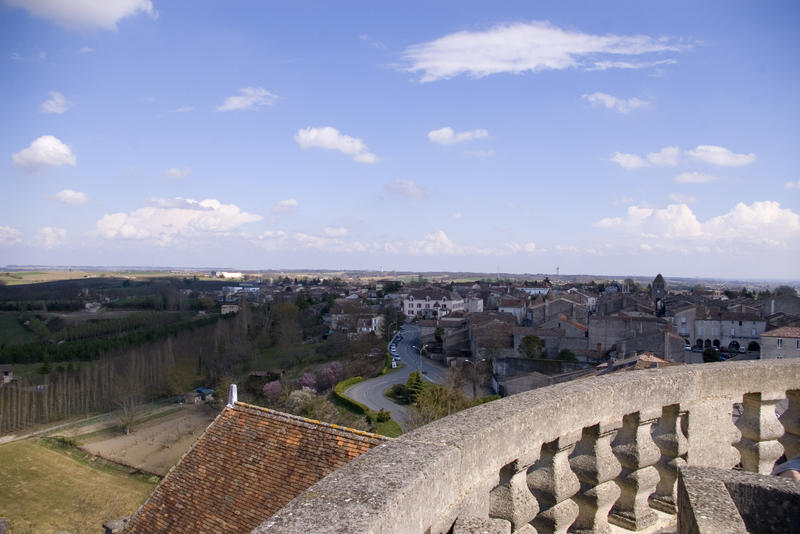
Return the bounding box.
[257,360,800,534]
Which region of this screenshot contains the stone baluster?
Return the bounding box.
[650,404,688,514]
[527,431,582,534]
[735,391,785,474]
[684,397,740,469]
[779,389,800,459]
[568,421,622,534]
[489,459,540,534]
[609,410,661,531]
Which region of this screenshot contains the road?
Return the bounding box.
[345,324,448,430]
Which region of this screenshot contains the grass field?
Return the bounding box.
[0,312,37,345]
[0,439,156,533]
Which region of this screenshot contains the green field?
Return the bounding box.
[0,313,37,345]
[0,439,156,533]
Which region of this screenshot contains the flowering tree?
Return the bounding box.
[262,380,283,402]
[297,372,317,391]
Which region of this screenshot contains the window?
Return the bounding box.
[751,328,756,336]
[699,327,704,336]
[730,328,735,336]
[796,339,799,349]
[778,339,783,348]
[712,328,717,336]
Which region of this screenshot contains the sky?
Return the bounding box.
[1,1,799,279]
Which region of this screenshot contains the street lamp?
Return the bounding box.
[463,358,486,399]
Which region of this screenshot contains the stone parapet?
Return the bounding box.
[256,360,800,534]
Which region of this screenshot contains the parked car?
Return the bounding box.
[684,344,691,351]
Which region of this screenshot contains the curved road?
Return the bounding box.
[345,324,448,430]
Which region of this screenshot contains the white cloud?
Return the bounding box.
[12,135,76,172]
[402,20,685,82]
[595,201,800,249]
[688,145,756,167]
[668,193,697,204]
[35,226,66,248]
[646,146,679,166]
[253,230,289,251]
[588,58,677,71]
[55,189,88,204]
[385,179,426,198]
[95,197,261,245]
[295,126,379,163]
[79,46,94,54]
[217,87,278,111]
[0,226,22,244]
[785,180,800,190]
[610,152,648,169]
[165,167,191,179]
[610,146,679,169]
[523,242,537,253]
[173,106,193,113]
[452,212,462,219]
[581,92,650,113]
[7,0,156,29]
[10,52,23,61]
[272,198,298,213]
[323,226,348,237]
[428,126,489,145]
[40,91,72,114]
[675,172,718,184]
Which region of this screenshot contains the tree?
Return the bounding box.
[703,347,721,363]
[557,348,577,361]
[520,335,544,359]
[774,285,798,297]
[405,371,424,403]
[113,355,144,435]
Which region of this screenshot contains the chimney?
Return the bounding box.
[227,383,238,407]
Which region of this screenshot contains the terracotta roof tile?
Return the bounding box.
[124,402,387,534]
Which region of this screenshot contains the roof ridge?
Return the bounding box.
[233,401,390,441]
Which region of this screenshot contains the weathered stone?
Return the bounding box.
[489,460,539,530]
[453,516,512,534]
[103,518,129,534]
[609,409,661,531]
[651,404,688,513]
[570,421,622,534]
[528,432,581,534]
[779,389,800,458]
[735,391,785,474]
[258,360,800,534]
[678,465,800,534]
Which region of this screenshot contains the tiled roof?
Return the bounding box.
[124,402,387,534]
[762,326,800,338]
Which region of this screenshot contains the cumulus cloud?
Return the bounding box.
[385,179,426,198]
[0,226,22,244]
[582,92,650,113]
[595,201,800,249]
[688,145,756,167]
[323,226,348,237]
[610,146,679,169]
[173,106,193,113]
[40,91,72,114]
[35,226,66,248]
[7,0,156,29]
[165,167,191,178]
[295,126,378,163]
[12,135,76,172]
[55,189,88,204]
[610,152,648,169]
[674,172,718,184]
[785,180,800,190]
[272,198,298,213]
[402,20,685,82]
[428,126,489,145]
[217,87,278,111]
[95,197,261,245]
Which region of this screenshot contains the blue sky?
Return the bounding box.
[1,1,799,279]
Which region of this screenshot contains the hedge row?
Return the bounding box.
[333,376,369,415]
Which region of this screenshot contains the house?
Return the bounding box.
[124,390,386,534]
[403,287,464,319]
[498,297,526,325]
[0,364,13,384]
[213,271,243,279]
[221,304,240,315]
[760,326,800,359]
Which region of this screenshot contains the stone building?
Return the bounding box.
[760,326,800,359]
[403,287,464,319]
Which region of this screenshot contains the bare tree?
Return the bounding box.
[113,353,143,435]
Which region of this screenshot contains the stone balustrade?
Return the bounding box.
[257,360,800,534]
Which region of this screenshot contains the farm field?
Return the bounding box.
[0,439,156,533]
[0,312,37,345]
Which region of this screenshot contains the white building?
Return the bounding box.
[760,327,800,359]
[214,271,243,279]
[403,288,464,319]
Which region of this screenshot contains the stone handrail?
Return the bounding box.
[257,360,800,534]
